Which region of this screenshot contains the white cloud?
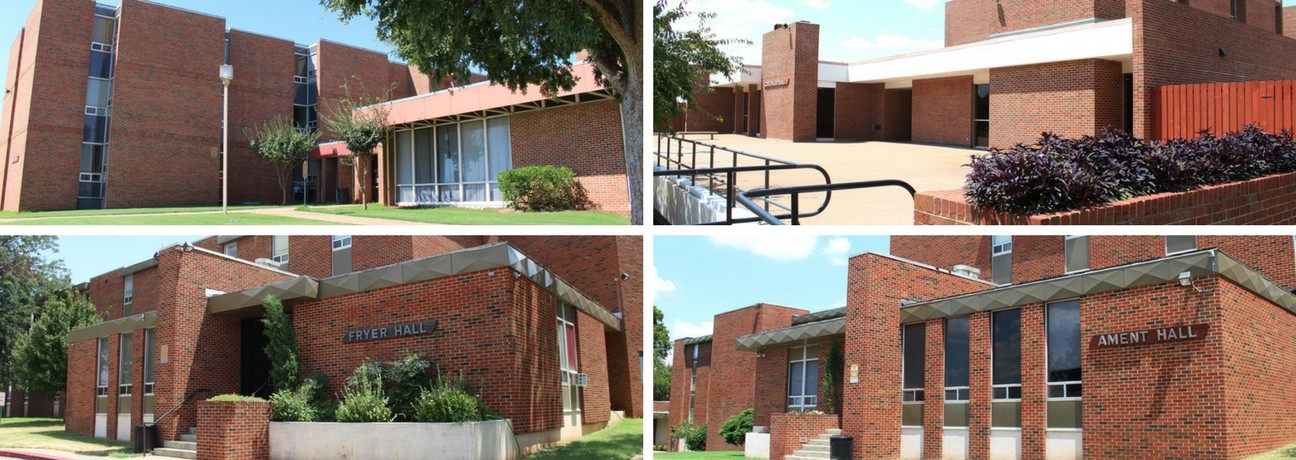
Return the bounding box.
[837,33,942,60]
[821,237,852,266]
[903,0,943,11]
[799,0,831,9]
[671,319,715,341]
[649,265,678,302]
[682,0,797,64]
[709,235,819,262]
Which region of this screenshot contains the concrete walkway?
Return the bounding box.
[244,206,427,225]
[0,448,113,460]
[668,134,975,225]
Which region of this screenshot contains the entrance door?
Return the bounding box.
[240,318,273,395]
[974,84,990,148]
[817,88,836,139]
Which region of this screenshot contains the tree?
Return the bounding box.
[320,79,391,210]
[11,295,100,394]
[653,362,672,402]
[245,116,320,205]
[0,236,64,387]
[822,340,843,414]
[652,306,672,401]
[261,296,301,392]
[321,0,644,224]
[654,0,747,130]
[720,408,754,446]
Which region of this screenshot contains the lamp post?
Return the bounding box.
[219,64,234,214]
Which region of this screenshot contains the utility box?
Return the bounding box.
[829,435,853,460]
[134,423,157,453]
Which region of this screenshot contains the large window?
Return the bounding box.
[394,117,514,205]
[557,304,580,417]
[974,84,990,148]
[944,316,970,428]
[1166,236,1197,255]
[143,328,155,395]
[80,10,116,210]
[902,323,926,427]
[689,344,699,421]
[331,236,352,250]
[96,337,110,396]
[1065,236,1089,273]
[292,46,319,131]
[1047,301,1082,429]
[272,235,289,263]
[992,236,1013,285]
[123,275,133,305]
[118,333,132,395]
[992,309,1022,428]
[787,344,819,412]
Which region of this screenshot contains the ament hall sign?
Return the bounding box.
[1089,324,1209,349]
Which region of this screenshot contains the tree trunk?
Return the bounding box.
[618,72,643,225]
[277,166,290,205]
[357,155,369,210]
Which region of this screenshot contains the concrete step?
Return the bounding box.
[164,440,197,450]
[178,433,197,442]
[824,428,842,435]
[801,444,830,452]
[787,454,830,460]
[153,447,197,459]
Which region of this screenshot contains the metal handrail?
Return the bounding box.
[736,180,918,225]
[654,164,833,224]
[152,388,211,426]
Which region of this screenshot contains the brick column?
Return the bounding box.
[770,413,839,460]
[754,347,790,428]
[197,400,271,460]
[760,22,819,141]
[747,90,763,136]
[842,255,903,460]
[923,318,945,459]
[968,311,992,460]
[1021,304,1047,460]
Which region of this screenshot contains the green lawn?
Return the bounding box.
[298,204,631,225]
[1,212,340,226]
[0,204,279,219]
[1249,440,1296,459]
[654,451,747,459]
[524,418,643,460]
[0,417,140,457]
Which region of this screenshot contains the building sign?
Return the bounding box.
[344,320,438,343]
[764,79,789,89]
[1089,324,1209,349]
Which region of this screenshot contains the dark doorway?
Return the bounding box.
[741,92,750,134]
[1123,74,1133,135]
[817,87,835,139]
[240,317,272,396]
[974,84,990,148]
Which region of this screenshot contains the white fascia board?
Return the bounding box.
[818,62,849,82]
[712,64,763,87]
[846,18,1133,86]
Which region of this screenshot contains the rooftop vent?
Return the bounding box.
[952,264,982,279]
[255,258,286,270]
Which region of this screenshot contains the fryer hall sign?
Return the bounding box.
[344,320,438,343]
[1090,324,1209,349]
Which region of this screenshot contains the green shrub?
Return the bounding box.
[497,166,584,212]
[719,408,753,446]
[335,362,393,422]
[261,296,301,391]
[672,421,706,451]
[379,353,435,421]
[412,375,491,423]
[207,394,266,403]
[269,382,318,422]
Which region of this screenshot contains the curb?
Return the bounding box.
[0,450,70,460]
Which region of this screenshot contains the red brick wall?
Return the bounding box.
[1243,0,1279,33]
[842,254,993,458]
[3,0,95,211]
[1010,236,1067,284]
[1285,6,1296,39]
[226,30,296,205]
[752,346,788,429]
[667,339,711,431]
[706,304,807,450]
[989,59,1124,148]
[912,76,973,147]
[921,320,944,459]
[761,23,819,142]
[914,170,1296,225]
[578,310,611,425]
[65,337,97,437]
[5,389,61,418]
[769,413,838,460]
[1,26,26,211]
[966,310,992,459]
[834,83,884,141]
[883,89,913,142]
[197,401,270,460]
[685,87,733,133]
[1218,279,1296,458]
[747,89,763,136]
[1130,0,1296,139]
[945,0,1127,47]
[890,236,993,282]
[509,100,628,215]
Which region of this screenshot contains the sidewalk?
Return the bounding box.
[244,207,427,225]
[0,449,117,460]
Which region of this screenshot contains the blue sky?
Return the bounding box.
[46,235,201,284]
[680,0,1296,64]
[653,235,890,351]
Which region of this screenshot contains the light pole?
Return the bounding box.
[219,64,234,214]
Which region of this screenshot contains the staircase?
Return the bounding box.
[152,427,198,459]
[785,428,842,460]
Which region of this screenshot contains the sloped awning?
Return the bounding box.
[309,141,354,160]
[68,311,157,343]
[207,242,622,331]
[736,317,846,351]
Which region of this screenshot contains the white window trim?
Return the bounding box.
[117,333,132,396]
[393,115,513,206]
[944,386,970,402]
[143,329,155,395]
[272,236,289,263]
[557,304,580,414]
[787,343,820,412]
[96,337,109,396]
[332,236,352,251]
[123,275,133,305]
[1045,300,1083,403]
[1064,235,1090,274]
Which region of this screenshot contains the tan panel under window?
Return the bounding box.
[1048,400,1083,429]
[991,401,1021,428]
[944,403,969,427]
[902,403,924,426]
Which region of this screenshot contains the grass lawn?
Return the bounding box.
[654,451,747,459]
[298,204,630,225]
[0,417,140,457]
[0,204,279,219]
[1,213,340,226]
[1249,440,1296,459]
[524,418,643,460]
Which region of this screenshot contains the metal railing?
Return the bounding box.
[153,388,211,426]
[735,180,917,225]
[654,133,832,224]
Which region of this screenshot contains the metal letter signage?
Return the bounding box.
[1089,324,1209,349]
[763,79,789,89]
[344,320,439,343]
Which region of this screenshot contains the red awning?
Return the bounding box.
[310,141,353,159]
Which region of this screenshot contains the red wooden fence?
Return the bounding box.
[1152,80,1296,140]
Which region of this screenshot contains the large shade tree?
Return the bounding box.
[0,236,64,388]
[11,295,100,395]
[652,306,672,401]
[654,0,747,130]
[322,0,643,224]
[245,116,321,205]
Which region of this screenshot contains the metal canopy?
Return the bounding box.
[736,318,845,351]
[215,235,243,245]
[792,307,845,325]
[115,258,158,277]
[207,243,622,331]
[68,311,156,343]
[683,335,712,346]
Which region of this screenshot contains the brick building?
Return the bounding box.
[667,235,1296,460]
[63,235,642,455]
[1,0,631,216]
[682,0,1296,148]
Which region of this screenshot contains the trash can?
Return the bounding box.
[829,434,853,460]
[134,423,157,453]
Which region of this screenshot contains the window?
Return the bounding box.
[944,316,970,401]
[992,236,1012,285]
[974,84,990,148]
[394,118,514,205]
[1166,236,1197,255]
[223,242,237,257]
[992,309,1021,399]
[85,79,112,109]
[92,15,115,45]
[901,323,926,427]
[1065,236,1089,274]
[89,50,113,79]
[689,344,699,422]
[557,304,580,415]
[123,275,133,305]
[787,344,820,412]
[1047,300,1082,429]
[118,333,132,395]
[272,235,289,263]
[332,236,352,251]
[1229,0,1238,20]
[143,328,155,395]
[83,115,109,143]
[96,337,110,396]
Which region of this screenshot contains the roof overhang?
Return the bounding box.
[736,317,845,351]
[69,311,157,343]
[310,141,354,159]
[682,335,712,346]
[207,243,622,331]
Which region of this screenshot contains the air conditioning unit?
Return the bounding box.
[255,258,286,270]
[576,373,589,387]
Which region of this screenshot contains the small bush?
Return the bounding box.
[411,375,491,423]
[672,421,706,451]
[335,362,393,423]
[207,394,266,403]
[269,382,319,422]
[379,353,435,421]
[965,125,1296,214]
[497,166,584,212]
[720,408,754,446]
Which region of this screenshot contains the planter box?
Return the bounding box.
[769,413,838,460]
[914,170,1296,225]
[269,420,517,460]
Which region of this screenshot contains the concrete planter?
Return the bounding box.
[269,419,517,460]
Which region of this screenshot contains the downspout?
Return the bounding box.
[1,28,26,209]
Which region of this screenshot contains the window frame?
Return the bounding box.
[1046,300,1083,401]
[787,343,820,412]
[96,337,110,396]
[992,236,1013,285]
[118,332,132,396]
[393,115,513,205]
[991,309,1022,401]
[1064,235,1090,274]
[944,316,970,402]
[557,304,580,414]
[272,235,289,263]
[331,236,352,251]
[1165,236,1198,255]
[143,328,155,395]
[123,275,133,305]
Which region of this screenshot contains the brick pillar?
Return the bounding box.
[733,86,745,134]
[1021,304,1048,460]
[842,255,903,459]
[197,400,271,460]
[760,22,820,141]
[968,311,992,460]
[747,90,763,136]
[923,319,945,460]
[754,347,790,428]
[105,334,119,441]
[770,413,839,460]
